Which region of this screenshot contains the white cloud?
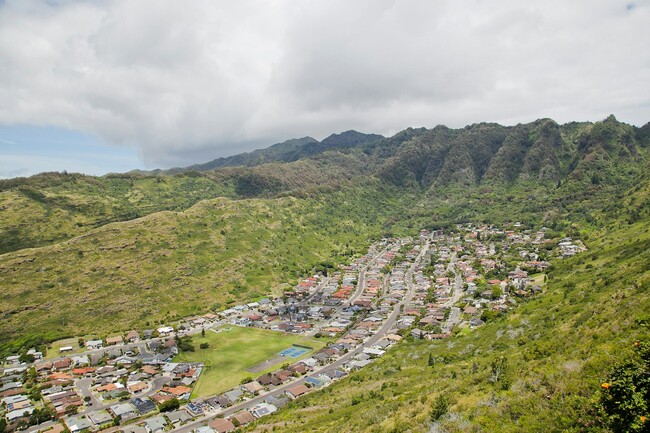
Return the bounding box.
[0,0,648,169]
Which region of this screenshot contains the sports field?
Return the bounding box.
[174,326,324,397]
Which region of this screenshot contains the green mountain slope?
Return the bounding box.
[0,172,237,254]
[244,185,650,433]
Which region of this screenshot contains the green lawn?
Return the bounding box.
[174,326,325,398]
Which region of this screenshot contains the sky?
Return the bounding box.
[0,0,649,178]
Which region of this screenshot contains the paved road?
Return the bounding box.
[349,247,388,305]
[76,377,101,410]
[302,276,332,304]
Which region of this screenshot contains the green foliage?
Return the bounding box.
[597,341,650,433]
[158,398,180,412]
[490,356,511,390]
[430,394,450,421]
[28,407,56,425]
[176,336,195,352]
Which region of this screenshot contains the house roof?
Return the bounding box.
[110,403,136,417]
[208,418,236,433]
[145,416,167,431]
[232,411,255,425]
[161,386,191,396]
[286,384,310,398]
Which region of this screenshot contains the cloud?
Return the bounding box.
[0,0,648,169]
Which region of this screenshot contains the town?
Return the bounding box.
[1,224,584,433]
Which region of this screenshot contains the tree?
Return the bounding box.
[201,328,206,338]
[64,404,78,415]
[199,343,209,350]
[490,356,510,389]
[428,353,435,367]
[430,394,449,421]
[78,338,85,348]
[598,341,650,433]
[19,352,35,363]
[158,398,180,412]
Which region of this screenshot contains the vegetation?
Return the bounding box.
[158,398,180,412]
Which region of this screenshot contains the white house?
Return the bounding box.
[86,340,103,350]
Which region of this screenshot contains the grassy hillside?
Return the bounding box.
[244,190,650,433]
[0,151,377,255]
[0,180,414,350]
[0,172,237,254]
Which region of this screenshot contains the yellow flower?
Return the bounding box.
[640,415,647,422]
[601,382,610,389]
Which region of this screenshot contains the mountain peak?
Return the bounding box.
[320,130,385,148]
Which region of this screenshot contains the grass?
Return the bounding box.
[173,326,326,398]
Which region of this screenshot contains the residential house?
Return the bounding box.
[242,381,264,395]
[231,411,255,426]
[264,395,289,408]
[161,385,191,400]
[6,407,35,422]
[86,340,103,350]
[128,381,148,394]
[145,416,167,433]
[285,384,310,399]
[165,409,190,425]
[204,396,229,409]
[63,415,92,433]
[109,402,137,421]
[87,410,113,427]
[250,403,277,418]
[53,358,72,371]
[208,418,235,433]
[26,349,43,360]
[157,327,174,336]
[256,374,281,387]
[106,336,124,346]
[223,389,243,405]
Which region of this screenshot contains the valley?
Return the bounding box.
[1,222,593,433]
[1,116,649,433]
